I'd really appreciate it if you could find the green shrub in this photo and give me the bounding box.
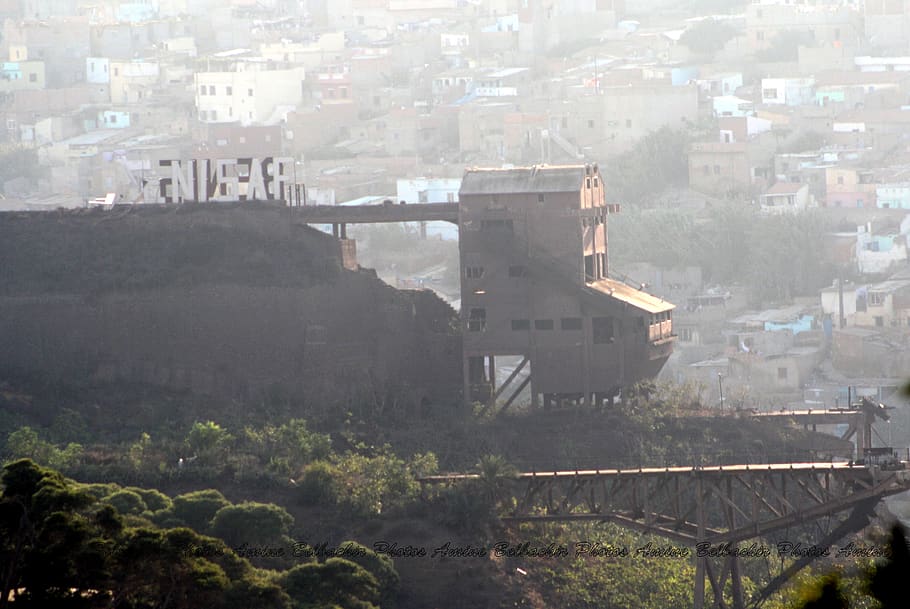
[104,489,148,515]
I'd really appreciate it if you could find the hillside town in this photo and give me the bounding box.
[2,0,910,415]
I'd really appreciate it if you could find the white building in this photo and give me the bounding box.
[194,58,306,126]
[110,60,160,104]
[760,77,816,106]
[760,182,810,214]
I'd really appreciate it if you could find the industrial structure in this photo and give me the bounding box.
[422,459,910,609]
[289,163,677,411]
[457,164,675,411]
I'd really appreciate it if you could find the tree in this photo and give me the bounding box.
[6,426,84,471]
[104,489,148,515]
[210,502,294,547]
[281,558,380,609]
[0,460,293,609]
[0,459,105,608]
[756,30,815,63]
[475,454,519,508]
[185,420,234,465]
[297,460,342,507]
[335,541,400,609]
[679,20,738,58]
[866,524,910,609]
[603,127,692,207]
[170,489,231,533]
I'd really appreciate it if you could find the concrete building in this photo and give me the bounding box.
[109,60,160,104]
[852,278,910,328]
[826,166,877,208]
[760,181,811,214]
[760,77,816,106]
[864,0,910,53]
[3,17,90,87]
[194,58,306,126]
[458,164,674,410]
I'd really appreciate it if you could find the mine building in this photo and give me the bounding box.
[458,164,675,410]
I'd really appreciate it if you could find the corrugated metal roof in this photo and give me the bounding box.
[459,165,588,195]
[588,278,675,314]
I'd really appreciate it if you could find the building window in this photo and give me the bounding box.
[208,85,215,95]
[679,327,693,342]
[468,308,486,332]
[248,88,253,96]
[199,85,206,95]
[511,319,530,331]
[226,86,232,95]
[537,193,545,204]
[561,317,582,330]
[480,219,513,232]
[508,265,528,278]
[756,31,764,41]
[837,176,844,185]
[713,165,721,175]
[625,119,632,128]
[593,177,598,187]
[592,316,614,344]
[534,319,554,330]
[211,110,217,120]
[869,292,884,306]
[465,266,484,279]
[703,165,710,176]
[587,119,594,128]
[875,316,884,327]
[778,367,787,380]
[28,73,36,82]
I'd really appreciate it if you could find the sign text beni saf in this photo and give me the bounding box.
[158,157,294,203]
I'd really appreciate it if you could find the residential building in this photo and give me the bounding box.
[109,60,160,104]
[3,17,90,87]
[194,57,306,126]
[826,166,877,208]
[759,181,811,214]
[852,278,910,328]
[760,78,816,106]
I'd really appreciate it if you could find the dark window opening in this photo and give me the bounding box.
[511,319,530,331]
[468,308,487,332]
[534,319,554,330]
[465,266,484,279]
[480,219,514,232]
[561,317,582,330]
[592,317,615,344]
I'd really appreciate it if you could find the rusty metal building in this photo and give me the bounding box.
[458,164,675,410]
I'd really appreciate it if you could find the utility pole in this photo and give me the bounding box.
[718,372,725,414]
